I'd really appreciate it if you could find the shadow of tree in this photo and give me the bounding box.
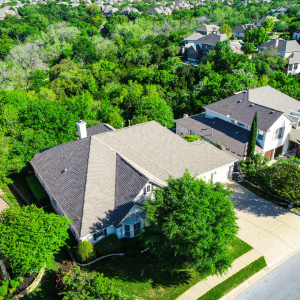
[83,251,192,288]
[230,182,289,217]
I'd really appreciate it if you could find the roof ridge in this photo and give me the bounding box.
[78,136,92,237]
[93,131,176,177]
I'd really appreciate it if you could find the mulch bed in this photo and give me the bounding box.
[0,258,38,299]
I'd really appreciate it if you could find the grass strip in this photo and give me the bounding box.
[26,175,48,202]
[238,181,289,210]
[198,256,267,300]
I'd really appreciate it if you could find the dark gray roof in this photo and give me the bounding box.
[175,113,262,156]
[30,138,91,238]
[204,90,283,132]
[196,33,227,46]
[232,24,255,34]
[76,123,114,137]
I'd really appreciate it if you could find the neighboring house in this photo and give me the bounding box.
[259,38,300,75]
[232,24,256,38]
[0,7,17,19]
[194,24,220,35]
[101,5,118,14]
[176,86,299,160]
[182,31,242,61]
[238,1,251,7]
[293,26,300,41]
[267,6,287,16]
[122,6,141,14]
[30,121,237,244]
[147,7,163,14]
[254,16,279,28]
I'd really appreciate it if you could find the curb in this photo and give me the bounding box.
[220,243,300,300]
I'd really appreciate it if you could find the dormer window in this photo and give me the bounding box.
[147,185,151,193]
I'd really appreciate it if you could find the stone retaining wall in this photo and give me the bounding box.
[12,267,45,300]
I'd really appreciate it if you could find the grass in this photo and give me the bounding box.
[22,236,252,300]
[238,181,290,210]
[198,257,267,300]
[26,175,48,203]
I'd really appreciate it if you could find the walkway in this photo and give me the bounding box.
[176,182,300,300]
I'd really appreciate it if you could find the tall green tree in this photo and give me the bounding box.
[0,205,72,275]
[141,171,238,275]
[263,18,275,32]
[246,112,258,161]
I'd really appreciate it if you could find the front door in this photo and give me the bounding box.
[264,150,272,159]
[274,146,283,158]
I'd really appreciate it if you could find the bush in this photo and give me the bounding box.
[26,175,48,202]
[9,288,15,294]
[76,241,96,263]
[19,277,24,283]
[0,295,3,300]
[0,286,7,297]
[1,280,9,287]
[10,280,19,289]
[94,234,121,256]
[182,135,203,142]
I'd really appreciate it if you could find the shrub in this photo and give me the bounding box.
[0,295,3,300]
[0,286,7,297]
[19,277,24,283]
[56,261,77,291]
[1,280,9,287]
[182,135,203,142]
[94,234,121,256]
[76,241,96,263]
[9,288,15,294]
[10,280,19,289]
[26,175,48,202]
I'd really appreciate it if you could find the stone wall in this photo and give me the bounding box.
[12,267,45,300]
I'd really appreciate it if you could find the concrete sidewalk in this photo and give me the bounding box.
[176,249,262,300]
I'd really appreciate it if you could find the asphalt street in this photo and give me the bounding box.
[234,250,300,300]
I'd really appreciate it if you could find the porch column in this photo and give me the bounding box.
[271,149,275,160]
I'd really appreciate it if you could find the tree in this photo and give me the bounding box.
[141,171,238,275]
[134,95,174,128]
[246,112,258,161]
[243,42,255,54]
[0,205,72,275]
[245,27,269,47]
[263,18,275,32]
[220,23,232,37]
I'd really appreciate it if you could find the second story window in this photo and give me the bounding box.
[273,127,285,140]
[237,122,245,128]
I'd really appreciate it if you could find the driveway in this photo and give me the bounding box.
[0,196,9,213]
[230,182,300,265]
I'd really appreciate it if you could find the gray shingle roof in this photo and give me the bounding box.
[184,32,203,41]
[30,138,91,237]
[232,24,255,34]
[195,24,220,32]
[287,52,300,64]
[204,89,283,132]
[175,113,262,156]
[31,121,237,238]
[82,123,114,137]
[259,39,300,53]
[196,33,227,46]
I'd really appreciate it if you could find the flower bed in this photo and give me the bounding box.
[0,258,38,300]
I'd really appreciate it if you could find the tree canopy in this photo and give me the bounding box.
[141,171,238,275]
[0,205,72,275]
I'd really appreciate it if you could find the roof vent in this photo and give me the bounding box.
[62,169,67,173]
[238,100,242,103]
[227,115,230,118]
[270,111,274,114]
[250,104,254,107]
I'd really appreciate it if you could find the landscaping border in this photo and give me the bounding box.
[12,267,45,300]
[9,184,30,206]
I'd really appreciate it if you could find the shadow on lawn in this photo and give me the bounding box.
[84,252,192,288]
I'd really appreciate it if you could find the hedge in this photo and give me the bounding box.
[26,175,48,202]
[76,241,96,263]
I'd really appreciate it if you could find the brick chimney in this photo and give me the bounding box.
[76,120,87,139]
[275,38,279,48]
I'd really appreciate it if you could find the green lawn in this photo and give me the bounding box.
[22,236,252,300]
[239,181,290,210]
[0,183,23,209]
[26,175,48,203]
[198,257,267,300]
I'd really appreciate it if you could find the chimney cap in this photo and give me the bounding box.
[76,120,86,125]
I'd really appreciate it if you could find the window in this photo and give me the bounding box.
[231,119,236,124]
[146,185,151,193]
[134,222,141,237]
[295,63,299,69]
[237,122,245,128]
[273,127,285,140]
[93,228,107,241]
[289,64,293,71]
[190,130,195,135]
[125,225,130,237]
[257,133,264,140]
[190,49,194,54]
